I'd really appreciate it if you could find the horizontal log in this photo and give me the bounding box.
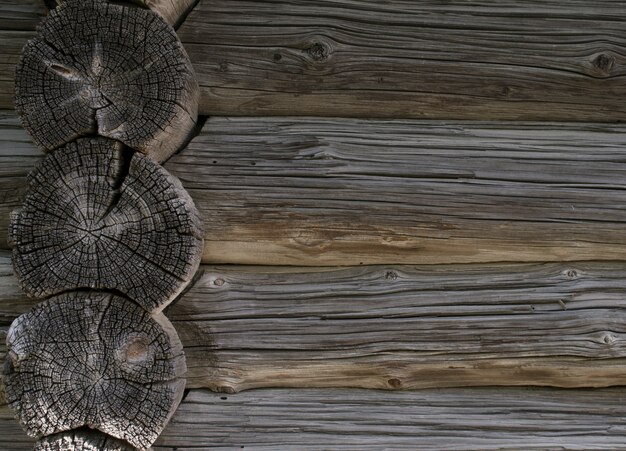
[174,117,626,265]
[5,387,626,449]
[3,252,626,394]
[0,32,34,110]
[169,0,626,120]
[0,0,45,31]
[3,113,626,264]
[3,1,626,120]
[0,0,44,109]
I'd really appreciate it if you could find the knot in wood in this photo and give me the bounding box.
[306,42,329,62]
[15,0,199,162]
[592,53,615,75]
[9,137,204,312]
[3,292,186,449]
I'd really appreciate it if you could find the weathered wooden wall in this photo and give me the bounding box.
[3,113,626,265]
[2,0,626,449]
[2,1,626,121]
[4,388,626,449]
[3,251,626,394]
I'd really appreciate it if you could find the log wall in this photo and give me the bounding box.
[2,0,626,448]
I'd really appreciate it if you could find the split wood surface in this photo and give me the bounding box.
[15,0,198,162]
[34,430,134,451]
[4,387,626,450]
[9,136,203,312]
[2,1,626,120]
[3,113,626,266]
[4,292,186,448]
[4,0,201,446]
[2,252,626,393]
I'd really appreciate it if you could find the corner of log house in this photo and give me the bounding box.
[2,0,626,449]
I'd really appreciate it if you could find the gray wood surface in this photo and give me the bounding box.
[16,0,199,161]
[10,137,204,312]
[175,0,626,121]
[3,1,626,120]
[4,292,186,449]
[3,252,626,393]
[0,0,45,108]
[170,117,626,265]
[5,387,626,450]
[3,113,626,265]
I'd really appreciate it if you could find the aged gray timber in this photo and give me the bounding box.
[3,1,626,120]
[0,1,45,109]
[44,0,197,28]
[0,31,35,110]
[4,292,186,449]
[2,253,626,392]
[9,137,204,311]
[5,387,626,450]
[3,114,626,265]
[170,117,626,265]
[0,0,45,31]
[0,111,40,251]
[34,430,134,451]
[175,0,626,121]
[15,0,199,162]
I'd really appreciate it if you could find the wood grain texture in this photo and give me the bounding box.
[0,1,45,109]
[9,137,204,312]
[0,111,41,251]
[176,0,626,120]
[6,387,626,450]
[0,31,34,110]
[4,1,626,120]
[15,0,199,162]
[44,0,197,29]
[157,388,626,450]
[169,117,626,265]
[2,253,626,393]
[0,0,45,31]
[4,114,626,265]
[4,292,186,449]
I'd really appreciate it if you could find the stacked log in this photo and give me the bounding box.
[3,0,201,449]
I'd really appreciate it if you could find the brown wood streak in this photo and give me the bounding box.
[3,113,626,264]
[171,117,626,265]
[3,252,626,395]
[3,1,626,120]
[177,0,626,120]
[4,387,626,449]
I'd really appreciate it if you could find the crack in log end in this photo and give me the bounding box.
[16,0,198,162]
[4,292,186,449]
[9,137,203,312]
[35,429,135,451]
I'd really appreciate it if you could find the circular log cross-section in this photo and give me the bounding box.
[35,430,134,451]
[16,0,199,162]
[9,137,204,312]
[3,292,186,449]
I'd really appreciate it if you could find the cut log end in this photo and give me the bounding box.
[3,292,186,449]
[17,0,199,162]
[35,430,135,451]
[9,137,204,312]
